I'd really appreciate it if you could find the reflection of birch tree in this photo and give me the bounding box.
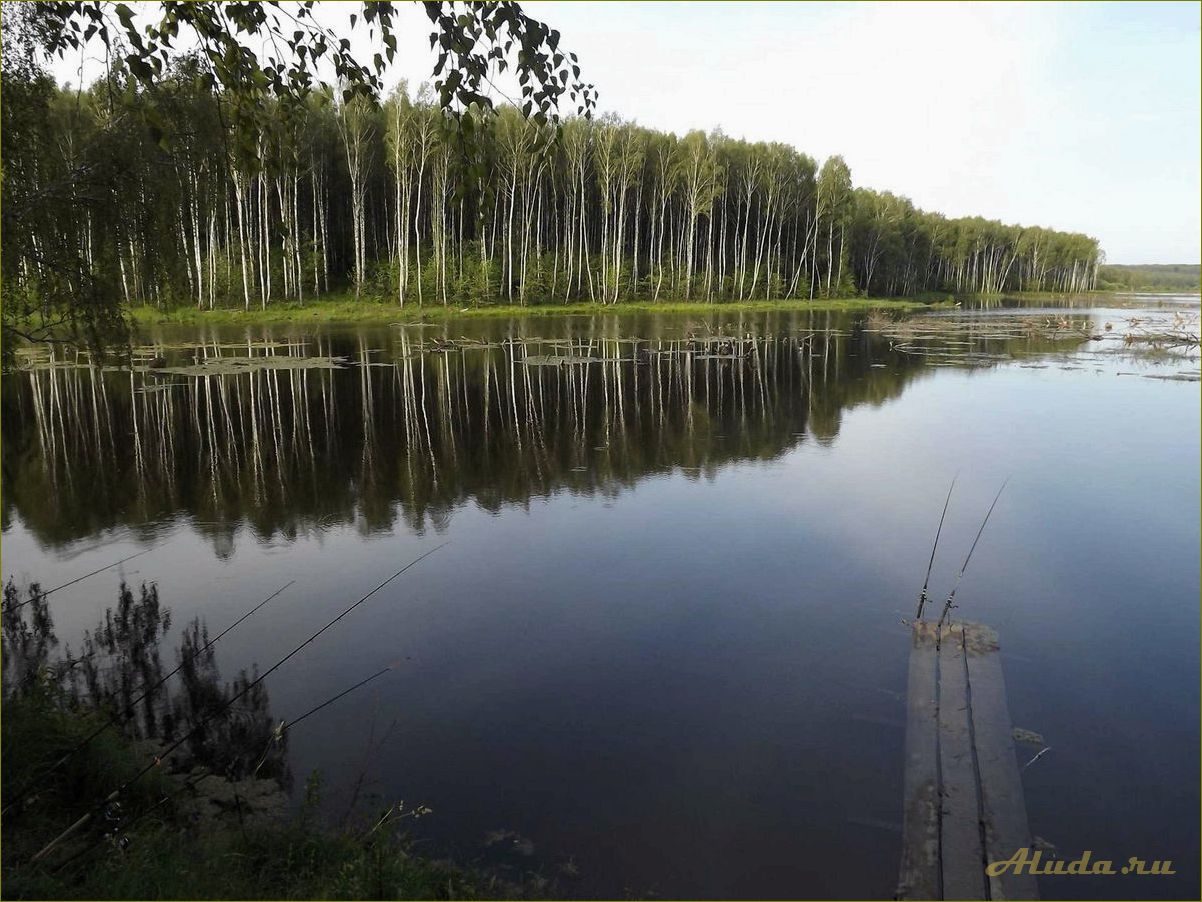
[6,319,961,550]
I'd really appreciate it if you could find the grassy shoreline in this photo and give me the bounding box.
[125,287,1199,330]
[127,294,948,328]
[10,289,1188,352]
[2,693,543,900]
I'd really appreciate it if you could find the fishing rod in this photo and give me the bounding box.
[48,770,216,875]
[4,547,156,612]
[30,543,447,863]
[250,664,395,777]
[276,665,392,735]
[936,479,1010,629]
[51,663,397,875]
[2,581,295,817]
[915,475,957,620]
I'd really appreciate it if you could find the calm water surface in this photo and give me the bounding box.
[3,299,1199,898]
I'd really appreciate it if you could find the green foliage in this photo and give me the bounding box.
[1,693,175,870]
[124,295,927,329]
[2,696,535,899]
[2,0,593,355]
[32,2,593,138]
[1097,263,1200,292]
[0,583,548,900]
[3,2,1102,357]
[2,697,546,899]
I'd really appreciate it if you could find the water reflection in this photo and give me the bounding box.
[2,315,1090,554]
[2,308,1197,900]
[1,580,287,784]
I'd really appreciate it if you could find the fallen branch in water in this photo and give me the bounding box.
[1021,746,1052,771]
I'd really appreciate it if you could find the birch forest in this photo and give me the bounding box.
[4,58,1103,316]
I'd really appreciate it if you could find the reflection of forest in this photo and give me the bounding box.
[2,319,1072,553]
[2,580,287,784]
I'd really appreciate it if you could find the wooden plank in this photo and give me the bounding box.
[900,620,1038,900]
[937,624,988,900]
[898,621,941,900]
[964,624,1040,901]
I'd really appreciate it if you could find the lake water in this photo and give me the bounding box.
[3,297,1199,899]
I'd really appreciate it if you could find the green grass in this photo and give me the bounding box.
[28,287,1183,338]
[1,693,544,900]
[127,293,943,328]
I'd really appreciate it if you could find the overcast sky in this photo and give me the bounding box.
[51,1,1201,264]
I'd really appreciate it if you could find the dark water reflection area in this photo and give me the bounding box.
[3,305,1199,898]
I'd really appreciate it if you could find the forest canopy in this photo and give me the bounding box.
[1,0,594,352]
[1097,264,1199,292]
[2,1,1103,354]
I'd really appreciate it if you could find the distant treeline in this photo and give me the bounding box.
[3,56,1102,315]
[1097,264,1200,293]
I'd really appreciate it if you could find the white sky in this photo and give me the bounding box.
[49,1,1201,264]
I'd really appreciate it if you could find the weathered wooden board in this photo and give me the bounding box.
[938,624,989,900]
[963,625,1039,901]
[898,621,941,900]
[898,621,1038,901]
